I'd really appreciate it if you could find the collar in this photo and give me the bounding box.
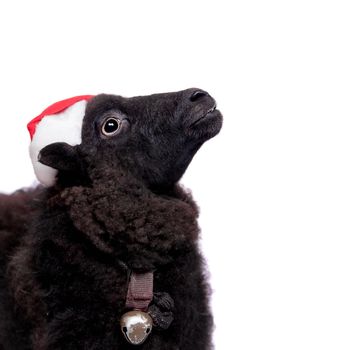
[125,271,154,311]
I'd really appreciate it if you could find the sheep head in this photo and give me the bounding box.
[36,88,223,190]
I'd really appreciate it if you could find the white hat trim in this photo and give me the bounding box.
[29,100,87,187]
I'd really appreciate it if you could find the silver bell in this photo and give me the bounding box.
[120,310,153,345]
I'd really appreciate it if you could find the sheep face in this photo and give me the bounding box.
[39,88,223,189]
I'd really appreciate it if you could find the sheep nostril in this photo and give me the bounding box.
[190,90,208,102]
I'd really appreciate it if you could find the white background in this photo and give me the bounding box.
[0,1,350,349]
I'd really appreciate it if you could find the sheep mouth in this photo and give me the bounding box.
[190,104,220,127]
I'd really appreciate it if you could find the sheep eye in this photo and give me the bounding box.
[102,117,121,136]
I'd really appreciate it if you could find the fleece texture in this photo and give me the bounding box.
[0,88,223,350]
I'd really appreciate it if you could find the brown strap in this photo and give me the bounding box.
[125,272,154,311]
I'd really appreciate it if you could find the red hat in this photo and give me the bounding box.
[28,95,94,186]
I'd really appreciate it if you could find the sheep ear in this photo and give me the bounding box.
[38,142,80,172]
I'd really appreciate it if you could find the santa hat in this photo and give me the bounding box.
[28,95,94,187]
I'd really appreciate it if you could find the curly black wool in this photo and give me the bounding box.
[0,88,223,349]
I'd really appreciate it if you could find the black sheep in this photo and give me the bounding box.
[0,88,223,349]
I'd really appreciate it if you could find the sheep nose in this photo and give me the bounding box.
[190,89,209,102]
